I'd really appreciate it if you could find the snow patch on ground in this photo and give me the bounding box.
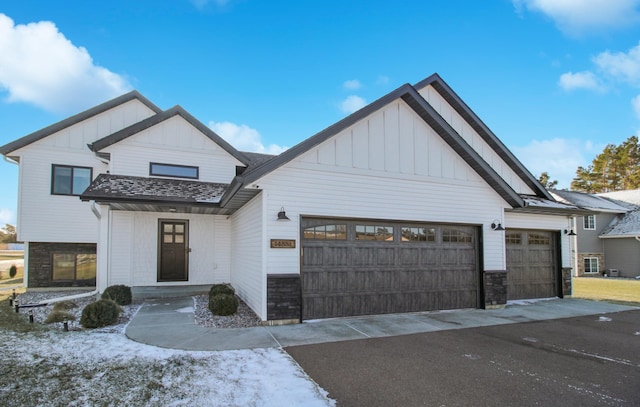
[598,316,612,322]
[175,306,194,313]
[0,328,335,406]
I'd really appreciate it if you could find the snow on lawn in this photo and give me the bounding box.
[0,328,335,406]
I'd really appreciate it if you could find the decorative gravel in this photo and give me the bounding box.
[15,290,263,331]
[193,294,263,328]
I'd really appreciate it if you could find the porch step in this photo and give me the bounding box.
[132,285,211,300]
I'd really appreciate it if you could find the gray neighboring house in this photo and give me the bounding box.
[552,189,640,278]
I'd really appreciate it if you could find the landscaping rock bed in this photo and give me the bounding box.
[15,290,263,331]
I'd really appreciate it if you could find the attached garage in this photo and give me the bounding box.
[506,230,560,300]
[301,218,480,320]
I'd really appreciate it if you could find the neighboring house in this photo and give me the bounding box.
[0,73,582,323]
[552,189,640,278]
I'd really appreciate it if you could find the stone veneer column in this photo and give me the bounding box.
[483,270,507,309]
[266,274,301,325]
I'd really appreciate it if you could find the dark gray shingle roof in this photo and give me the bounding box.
[80,174,228,205]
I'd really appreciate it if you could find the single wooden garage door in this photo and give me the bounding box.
[506,230,558,300]
[301,218,479,320]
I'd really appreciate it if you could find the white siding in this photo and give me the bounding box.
[418,85,536,195]
[107,211,229,287]
[103,115,243,183]
[230,193,265,320]
[505,212,572,268]
[12,99,157,243]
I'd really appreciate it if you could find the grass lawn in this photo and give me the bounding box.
[572,277,640,304]
[0,253,24,261]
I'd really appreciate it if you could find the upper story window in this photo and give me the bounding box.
[51,165,92,196]
[150,162,199,179]
[583,215,596,230]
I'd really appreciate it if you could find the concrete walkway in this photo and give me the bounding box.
[125,297,639,351]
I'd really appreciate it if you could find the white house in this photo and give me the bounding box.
[1,73,582,323]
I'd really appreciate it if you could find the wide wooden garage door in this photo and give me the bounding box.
[506,230,558,300]
[301,218,479,320]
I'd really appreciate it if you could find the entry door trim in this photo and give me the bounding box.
[157,219,189,282]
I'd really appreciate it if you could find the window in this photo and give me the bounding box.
[505,232,522,245]
[401,227,436,242]
[583,215,596,230]
[150,162,199,179]
[355,225,394,241]
[303,224,347,240]
[584,257,599,274]
[52,253,96,281]
[51,165,92,195]
[528,233,550,245]
[442,229,472,243]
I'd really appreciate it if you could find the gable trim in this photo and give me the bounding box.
[0,91,162,156]
[88,105,251,166]
[414,73,553,200]
[241,82,524,208]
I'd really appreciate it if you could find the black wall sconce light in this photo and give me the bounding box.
[491,220,505,231]
[277,207,290,221]
[564,229,577,236]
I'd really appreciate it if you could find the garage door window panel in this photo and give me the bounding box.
[443,229,473,243]
[303,224,347,240]
[356,225,393,241]
[401,227,435,242]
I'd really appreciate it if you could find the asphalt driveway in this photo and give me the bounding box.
[286,309,640,406]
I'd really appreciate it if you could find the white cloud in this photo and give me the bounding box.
[343,79,362,90]
[0,14,130,114]
[558,71,602,91]
[208,121,287,155]
[0,208,15,226]
[339,95,366,114]
[632,95,640,119]
[511,138,599,188]
[376,75,390,85]
[593,42,640,86]
[513,0,640,35]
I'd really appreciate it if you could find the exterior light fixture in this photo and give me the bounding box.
[490,220,505,231]
[564,229,577,236]
[277,207,290,221]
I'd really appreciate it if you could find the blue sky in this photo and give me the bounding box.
[2,0,640,226]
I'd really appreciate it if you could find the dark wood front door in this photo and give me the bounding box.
[158,220,189,282]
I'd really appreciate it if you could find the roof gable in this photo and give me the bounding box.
[414,74,553,200]
[242,81,525,208]
[0,91,161,156]
[89,105,251,166]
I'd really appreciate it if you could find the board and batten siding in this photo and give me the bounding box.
[103,115,243,183]
[505,212,572,268]
[418,85,536,196]
[10,99,157,243]
[230,193,265,320]
[106,211,228,287]
[254,98,512,276]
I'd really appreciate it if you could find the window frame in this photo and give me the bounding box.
[583,257,599,274]
[149,162,199,179]
[51,252,97,281]
[583,215,596,230]
[51,164,93,196]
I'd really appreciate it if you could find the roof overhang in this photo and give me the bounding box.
[506,195,592,216]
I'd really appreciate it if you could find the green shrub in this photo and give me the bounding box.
[80,300,121,328]
[208,293,238,316]
[52,300,78,312]
[209,284,235,297]
[102,284,132,305]
[9,264,17,278]
[45,310,76,324]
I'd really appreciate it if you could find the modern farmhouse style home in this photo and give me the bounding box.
[0,73,582,323]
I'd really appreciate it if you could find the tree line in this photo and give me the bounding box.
[538,135,640,193]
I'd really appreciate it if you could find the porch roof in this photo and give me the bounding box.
[80,174,259,215]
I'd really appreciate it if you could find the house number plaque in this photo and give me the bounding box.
[270,239,296,249]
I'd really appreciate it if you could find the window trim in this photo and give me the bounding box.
[583,215,596,230]
[149,162,199,179]
[51,164,93,196]
[584,257,599,274]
